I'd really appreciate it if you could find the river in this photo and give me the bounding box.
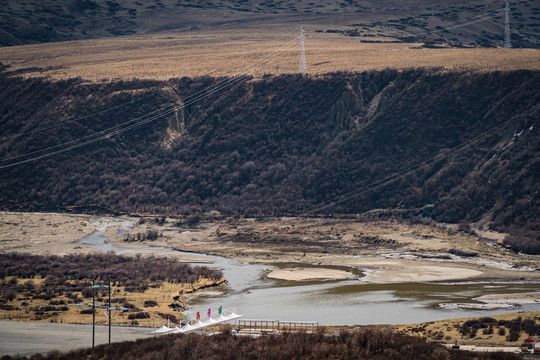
[79,218,540,325]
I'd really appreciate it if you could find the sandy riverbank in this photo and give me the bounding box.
[81,217,214,263]
[128,216,538,284]
[265,260,483,283]
[475,292,540,305]
[359,263,483,283]
[0,212,211,262]
[1,212,538,285]
[0,212,96,255]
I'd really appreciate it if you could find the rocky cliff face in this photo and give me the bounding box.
[0,69,538,251]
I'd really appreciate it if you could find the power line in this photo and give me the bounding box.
[0,90,166,142]
[398,8,505,40]
[504,0,512,48]
[0,9,511,148]
[299,26,307,75]
[302,103,539,215]
[0,36,299,169]
[0,27,301,143]
[1,36,298,161]
[92,274,95,350]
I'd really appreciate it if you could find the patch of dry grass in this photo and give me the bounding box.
[0,276,224,327]
[1,28,539,82]
[395,311,540,346]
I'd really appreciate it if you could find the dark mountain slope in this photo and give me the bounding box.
[0,69,538,252]
[1,0,539,48]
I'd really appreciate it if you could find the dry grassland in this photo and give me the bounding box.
[395,311,540,347]
[1,27,539,81]
[0,276,224,327]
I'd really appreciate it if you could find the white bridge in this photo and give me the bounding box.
[151,308,244,334]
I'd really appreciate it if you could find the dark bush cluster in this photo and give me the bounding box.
[157,312,177,323]
[460,317,540,341]
[124,229,161,242]
[503,229,540,255]
[448,249,478,257]
[0,253,222,284]
[461,318,497,338]
[127,311,149,320]
[0,253,222,309]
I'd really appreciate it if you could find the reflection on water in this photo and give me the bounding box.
[323,282,540,302]
[189,279,540,325]
[79,217,540,325]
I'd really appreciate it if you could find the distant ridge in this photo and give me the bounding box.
[1,0,539,48]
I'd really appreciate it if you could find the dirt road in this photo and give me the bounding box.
[0,321,156,356]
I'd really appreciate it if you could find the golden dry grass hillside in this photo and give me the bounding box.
[395,311,540,347]
[0,252,226,327]
[1,27,539,81]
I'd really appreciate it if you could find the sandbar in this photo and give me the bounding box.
[360,263,483,283]
[267,267,354,281]
[475,292,540,304]
[0,211,96,255]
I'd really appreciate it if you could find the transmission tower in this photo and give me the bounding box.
[504,0,512,48]
[299,26,307,75]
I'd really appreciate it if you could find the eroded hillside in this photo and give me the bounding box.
[0,69,538,252]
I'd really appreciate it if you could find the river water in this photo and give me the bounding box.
[79,218,540,325]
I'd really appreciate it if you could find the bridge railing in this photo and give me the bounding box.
[237,319,319,333]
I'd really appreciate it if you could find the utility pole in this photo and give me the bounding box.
[76,277,121,351]
[108,275,111,345]
[504,0,511,48]
[24,286,28,314]
[92,274,96,351]
[299,26,307,75]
